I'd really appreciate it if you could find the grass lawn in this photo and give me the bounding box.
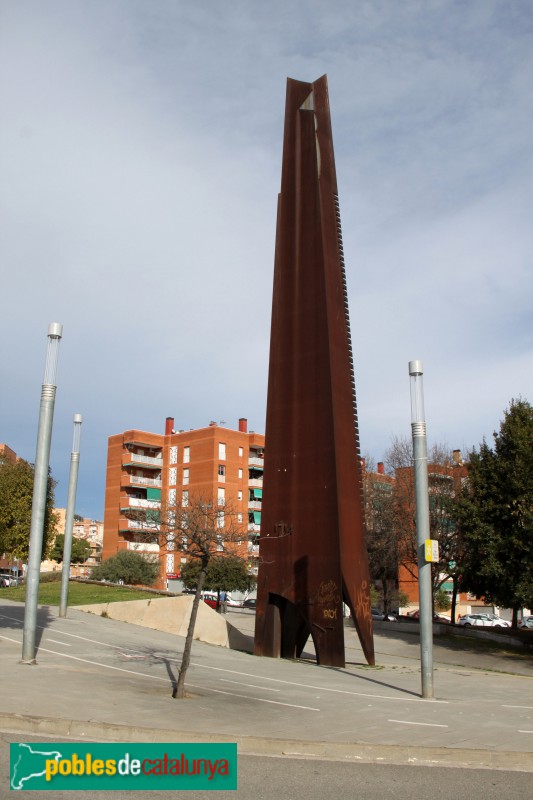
[0,580,161,606]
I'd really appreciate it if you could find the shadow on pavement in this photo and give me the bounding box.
[0,603,55,652]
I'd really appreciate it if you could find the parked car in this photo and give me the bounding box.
[406,609,450,623]
[243,598,257,609]
[457,613,510,628]
[225,594,242,608]
[518,616,533,629]
[201,592,219,609]
[372,608,397,621]
[0,573,23,587]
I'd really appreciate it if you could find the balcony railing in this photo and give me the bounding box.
[248,478,263,488]
[248,500,262,510]
[122,497,161,510]
[248,523,261,532]
[127,453,163,466]
[126,541,160,553]
[125,519,160,531]
[127,476,162,488]
[248,457,264,468]
[248,544,260,554]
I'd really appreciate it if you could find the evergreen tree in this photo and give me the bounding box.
[0,457,57,560]
[455,399,533,624]
[90,550,159,585]
[181,555,255,595]
[49,533,92,564]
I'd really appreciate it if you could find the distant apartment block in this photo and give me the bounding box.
[0,443,18,465]
[102,417,264,588]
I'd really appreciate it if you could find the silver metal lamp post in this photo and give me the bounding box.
[22,323,63,663]
[409,359,434,699]
[59,414,82,618]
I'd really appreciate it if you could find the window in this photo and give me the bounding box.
[166,554,174,572]
[183,447,190,464]
[237,513,243,523]
[183,468,189,485]
[217,512,225,530]
[216,535,224,552]
[218,442,226,460]
[218,464,226,482]
[168,489,176,506]
[238,490,243,501]
[170,446,178,465]
[239,447,243,458]
[238,468,243,479]
[218,487,225,506]
[169,467,177,486]
[182,490,189,507]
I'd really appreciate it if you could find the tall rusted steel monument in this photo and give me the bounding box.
[254,76,375,668]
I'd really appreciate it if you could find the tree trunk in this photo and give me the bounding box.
[451,576,458,624]
[381,575,389,613]
[174,562,208,699]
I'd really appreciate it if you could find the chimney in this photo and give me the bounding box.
[165,417,174,435]
[377,462,385,474]
[239,417,248,433]
[452,449,463,465]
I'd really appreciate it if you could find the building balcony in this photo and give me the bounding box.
[126,541,160,553]
[248,500,262,510]
[120,496,161,511]
[248,543,260,554]
[118,517,160,533]
[248,457,264,469]
[122,452,163,469]
[248,523,261,532]
[122,474,162,489]
[248,478,263,488]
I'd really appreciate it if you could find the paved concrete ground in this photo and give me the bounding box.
[1,600,532,771]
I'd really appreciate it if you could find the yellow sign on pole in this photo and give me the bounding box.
[425,539,439,562]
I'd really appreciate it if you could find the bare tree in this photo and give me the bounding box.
[384,435,464,609]
[362,459,400,613]
[126,492,247,699]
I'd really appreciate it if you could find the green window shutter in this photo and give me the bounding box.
[147,488,161,501]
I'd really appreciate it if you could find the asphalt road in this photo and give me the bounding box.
[3,732,532,800]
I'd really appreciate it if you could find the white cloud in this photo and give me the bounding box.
[1,0,532,515]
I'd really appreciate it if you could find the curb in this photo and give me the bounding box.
[2,713,532,772]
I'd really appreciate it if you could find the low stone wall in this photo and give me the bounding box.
[75,595,252,651]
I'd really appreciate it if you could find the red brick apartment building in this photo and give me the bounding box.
[394,452,470,617]
[103,418,264,589]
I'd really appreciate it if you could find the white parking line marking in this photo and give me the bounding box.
[388,719,448,728]
[220,678,280,693]
[519,730,533,734]
[0,635,168,682]
[503,705,533,710]
[190,684,319,711]
[191,662,448,703]
[44,638,72,646]
[0,613,142,653]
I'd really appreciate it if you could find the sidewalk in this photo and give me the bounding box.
[1,600,532,771]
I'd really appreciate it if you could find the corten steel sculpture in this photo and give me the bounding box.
[254,76,375,667]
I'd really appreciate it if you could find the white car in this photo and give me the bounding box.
[457,613,510,628]
[518,616,533,629]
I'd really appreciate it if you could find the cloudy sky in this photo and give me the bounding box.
[1,0,532,518]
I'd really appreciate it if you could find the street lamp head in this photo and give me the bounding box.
[409,359,426,425]
[47,322,63,339]
[72,413,82,454]
[409,359,423,377]
[43,322,63,386]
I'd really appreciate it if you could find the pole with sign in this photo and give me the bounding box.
[409,360,434,699]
